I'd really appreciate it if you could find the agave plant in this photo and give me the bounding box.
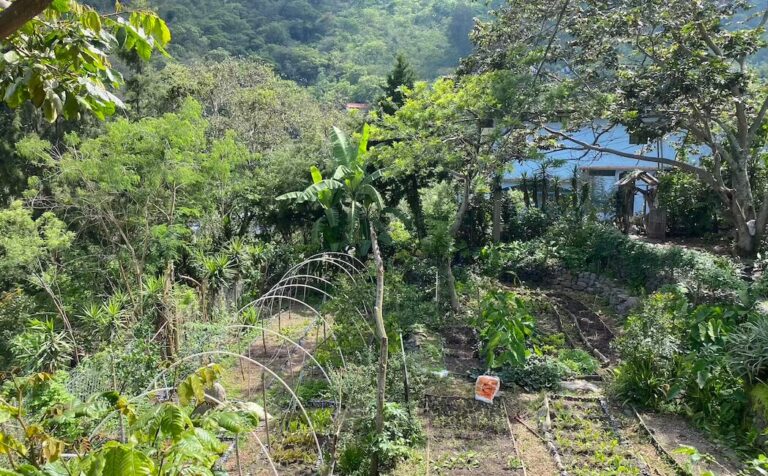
[11,319,73,373]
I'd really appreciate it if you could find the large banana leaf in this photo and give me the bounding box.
[333,165,354,180]
[276,179,344,204]
[332,126,351,166]
[310,165,324,184]
[361,168,385,185]
[356,123,370,166]
[357,183,384,210]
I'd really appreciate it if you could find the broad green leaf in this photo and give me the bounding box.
[310,165,323,184]
[210,411,246,434]
[332,165,353,180]
[50,0,71,12]
[84,11,101,32]
[158,403,190,438]
[331,126,350,166]
[4,78,24,108]
[193,427,228,454]
[356,123,370,164]
[153,19,171,45]
[99,444,154,476]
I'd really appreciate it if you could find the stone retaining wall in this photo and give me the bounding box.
[549,268,641,317]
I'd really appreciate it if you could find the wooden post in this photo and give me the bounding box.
[262,373,270,452]
[400,333,411,416]
[235,437,243,476]
[262,320,267,354]
[369,221,388,476]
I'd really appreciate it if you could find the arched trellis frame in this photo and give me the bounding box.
[86,253,379,474]
[91,351,328,468]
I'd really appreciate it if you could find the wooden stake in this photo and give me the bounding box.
[503,401,528,476]
[262,373,270,452]
[235,436,243,476]
[399,332,411,415]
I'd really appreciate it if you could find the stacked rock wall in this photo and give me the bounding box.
[549,267,641,317]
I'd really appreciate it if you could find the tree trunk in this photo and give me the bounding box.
[541,173,548,212]
[0,0,52,40]
[443,178,472,312]
[368,221,388,476]
[492,172,503,243]
[442,256,459,311]
[730,165,760,257]
[160,261,178,360]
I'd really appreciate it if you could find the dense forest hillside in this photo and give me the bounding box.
[87,0,486,101]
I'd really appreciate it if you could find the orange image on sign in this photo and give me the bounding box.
[474,375,500,403]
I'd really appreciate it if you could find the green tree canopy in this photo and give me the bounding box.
[0,0,171,121]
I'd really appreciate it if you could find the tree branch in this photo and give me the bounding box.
[0,0,52,40]
[758,5,768,29]
[542,126,718,188]
[533,0,569,85]
[748,93,768,145]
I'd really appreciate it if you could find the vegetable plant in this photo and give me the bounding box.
[474,290,535,369]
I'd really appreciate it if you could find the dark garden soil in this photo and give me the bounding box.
[441,325,482,377]
[548,291,616,364]
[424,394,527,475]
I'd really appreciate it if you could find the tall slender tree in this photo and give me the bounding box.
[378,53,416,115]
[278,125,392,474]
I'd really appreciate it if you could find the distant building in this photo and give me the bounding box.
[345,103,370,113]
[506,122,696,217]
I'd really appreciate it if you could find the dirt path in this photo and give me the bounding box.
[219,309,332,475]
[548,291,616,365]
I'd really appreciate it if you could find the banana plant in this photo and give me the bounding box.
[278,124,400,475]
[278,124,388,254]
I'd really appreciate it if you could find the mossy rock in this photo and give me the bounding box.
[749,383,768,451]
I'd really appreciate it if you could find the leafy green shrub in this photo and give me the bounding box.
[500,355,564,391]
[547,222,743,296]
[478,241,556,282]
[613,291,750,442]
[11,319,73,373]
[613,292,692,405]
[0,366,257,473]
[338,402,424,475]
[505,206,549,241]
[728,315,768,385]
[473,290,535,369]
[557,349,600,375]
[658,170,721,237]
[296,380,330,403]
